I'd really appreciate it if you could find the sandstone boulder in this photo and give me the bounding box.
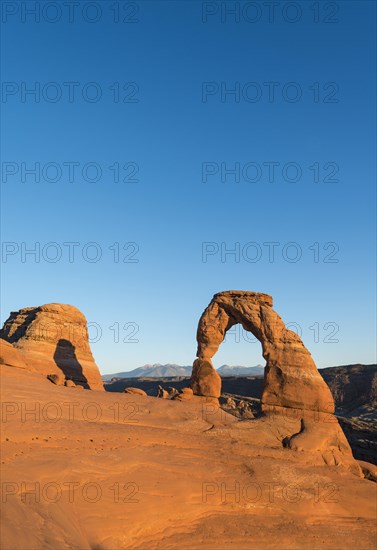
[157,385,169,398]
[158,386,194,401]
[124,387,147,396]
[47,373,65,385]
[358,460,377,482]
[168,387,180,398]
[173,387,194,401]
[226,397,236,408]
[65,379,76,387]
[0,303,103,391]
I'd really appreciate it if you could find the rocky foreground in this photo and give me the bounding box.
[1,365,376,550]
[105,364,377,466]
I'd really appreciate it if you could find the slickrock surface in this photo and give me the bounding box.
[1,365,376,550]
[0,303,103,391]
[0,339,32,371]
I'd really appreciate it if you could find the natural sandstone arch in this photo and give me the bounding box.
[190,290,334,414]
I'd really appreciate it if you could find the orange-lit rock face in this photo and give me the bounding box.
[192,290,334,414]
[0,339,32,371]
[190,291,359,469]
[0,303,103,391]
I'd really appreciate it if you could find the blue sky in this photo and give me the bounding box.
[1,1,376,373]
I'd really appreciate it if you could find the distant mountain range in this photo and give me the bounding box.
[102,364,192,381]
[217,364,264,376]
[101,363,265,381]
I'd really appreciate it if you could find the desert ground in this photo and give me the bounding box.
[1,364,376,550]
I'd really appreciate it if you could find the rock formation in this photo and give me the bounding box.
[191,290,334,411]
[168,386,180,398]
[124,387,147,396]
[191,358,222,398]
[0,303,103,391]
[47,373,65,385]
[173,387,194,401]
[0,339,32,371]
[157,385,169,398]
[157,385,194,401]
[191,290,359,470]
[221,395,255,419]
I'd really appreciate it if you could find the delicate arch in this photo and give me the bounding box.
[190,290,334,413]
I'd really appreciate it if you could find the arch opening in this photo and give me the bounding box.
[210,323,266,377]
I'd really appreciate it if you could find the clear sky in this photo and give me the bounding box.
[1,1,376,374]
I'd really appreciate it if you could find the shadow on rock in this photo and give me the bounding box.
[53,338,89,389]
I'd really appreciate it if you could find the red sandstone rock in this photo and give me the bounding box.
[124,387,147,396]
[0,339,31,371]
[192,290,334,413]
[191,290,359,470]
[191,358,222,398]
[0,304,103,391]
[47,373,65,385]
